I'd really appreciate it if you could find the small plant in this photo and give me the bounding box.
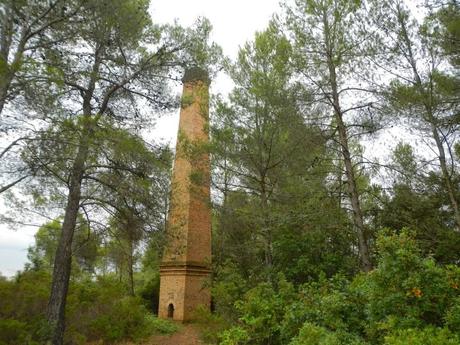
[192,305,231,344]
[181,93,194,109]
[0,319,32,345]
[143,314,180,335]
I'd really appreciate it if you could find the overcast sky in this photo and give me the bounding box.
[0,0,281,277]
[148,0,282,144]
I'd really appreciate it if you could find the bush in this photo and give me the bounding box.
[0,271,51,344]
[212,261,249,320]
[0,272,179,344]
[68,277,171,343]
[289,323,340,345]
[355,229,460,341]
[446,297,460,336]
[219,327,249,345]
[192,305,232,344]
[215,229,460,344]
[143,314,179,335]
[137,272,160,312]
[236,277,296,345]
[88,296,148,342]
[289,323,367,345]
[384,327,460,345]
[0,319,33,345]
[281,275,366,342]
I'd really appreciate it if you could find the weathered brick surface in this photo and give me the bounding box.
[158,70,211,321]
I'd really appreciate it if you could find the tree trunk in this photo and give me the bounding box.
[260,180,273,270]
[127,239,135,296]
[397,5,460,230]
[47,117,92,345]
[335,110,372,272]
[0,5,13,116]
[431,124,460,229]
[0,72,13,115]
[322,11,372,272]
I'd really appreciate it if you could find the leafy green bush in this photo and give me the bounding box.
[446,297,460,335]
[219,327,249,345]
[67,276,171,343]
[216,229,460,344]
[191,305,232,344]
[143,314,179,335]
[212,261,250,320]
[88,296,147,342]
[0,272,178,344]
[236,277,296,345]
[354,229,460,341]
[384,327,460,345]
[0,271,51,344]
[281,274,367,342]
[289,323,339,345]
[0,319,33,345]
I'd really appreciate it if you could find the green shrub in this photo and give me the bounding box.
[137,272,160,312]
[192,305,231,344]
[289,323,368,345]
[215,229,460,344]
[212,261,249,320]
[88,296,152,343]
[384,327,460,345]
[236,277,296,345]
[281,274,366,342]
[446,297,460,335]
[0,272,178,344]
[355,229,460,341]
[0,271,51,344]
[143,314,179,335]
[0,319,32,345]
[289,323,340,345]
[219,327,249,345]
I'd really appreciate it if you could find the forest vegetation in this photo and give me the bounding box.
[0,0,459,344]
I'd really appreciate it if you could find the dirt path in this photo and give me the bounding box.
[143,324,204,345]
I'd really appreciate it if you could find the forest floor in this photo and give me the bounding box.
[147,324,204,345]
[118,323,206,345]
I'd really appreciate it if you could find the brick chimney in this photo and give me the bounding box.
[158,68,211,321]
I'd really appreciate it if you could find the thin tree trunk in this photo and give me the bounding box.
[431,124,460,229]
[0,72,13,115]
[47,117,92,345]
[0,5,13,116]
[217,154,230,267]
[47,38,103,345]
[397,7,460,230]
[335,110,372,272]
[0,5,13,62]
[322,10,372,272]
[128,239,135,296]
[260,178,273,270]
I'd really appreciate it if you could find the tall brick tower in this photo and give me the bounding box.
[158,68,211,321]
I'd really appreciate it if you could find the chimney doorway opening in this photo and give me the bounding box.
[167,303,174,319]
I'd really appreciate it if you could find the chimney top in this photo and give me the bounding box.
[182,67,210,85]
